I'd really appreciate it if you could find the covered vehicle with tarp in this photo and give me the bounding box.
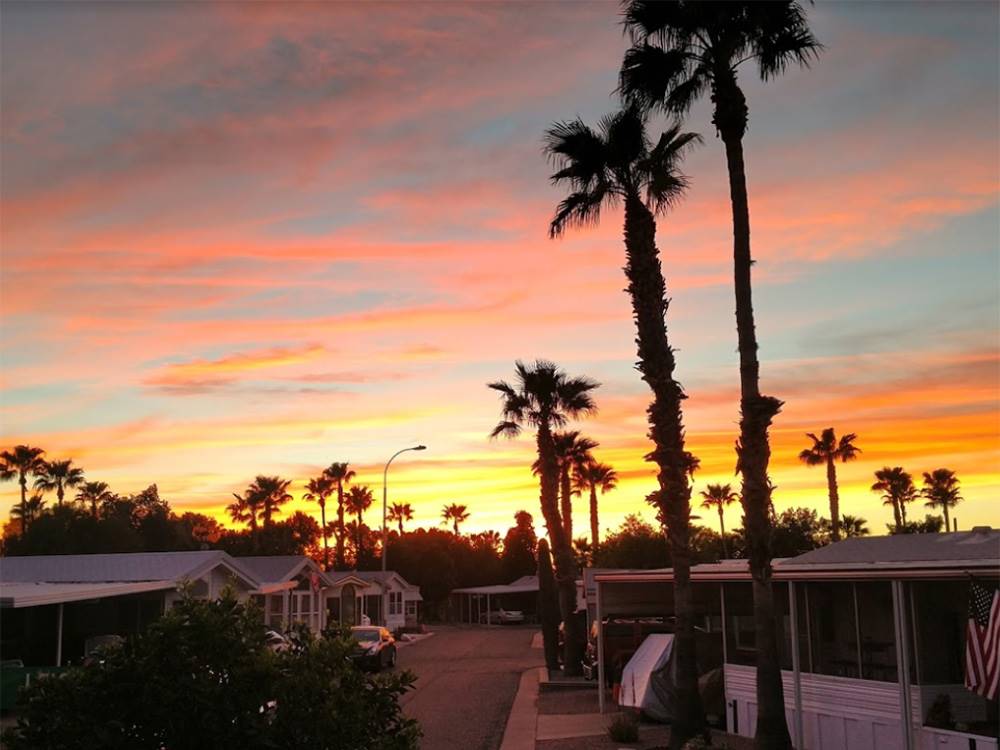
[618,633,677,722]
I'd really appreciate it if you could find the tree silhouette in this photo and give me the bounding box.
[488,359,598,675]
[620,5,821,745]
[798,429,861,541]
[838,515,869,539]
[304,473,334,568]
[441,503,470,535]
[34,459,85,507]
[871,467,916,531]
[1,445,48,534]
[323,463,355,569]
[388,502,414,534]
[345,485,374,561]
[573,460,617,549]
[250,476,292,527]
[921,468,962,531]
[537,431,597,541]
[546,107,703,706]
[76,481,114,520]
[10,492,46,528]
[699,483,738,558]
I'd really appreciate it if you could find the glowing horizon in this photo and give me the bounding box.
[2,1,998,540]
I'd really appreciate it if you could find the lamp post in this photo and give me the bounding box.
[382,445,426,623]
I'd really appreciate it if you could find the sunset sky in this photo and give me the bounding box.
[2,1,998,540]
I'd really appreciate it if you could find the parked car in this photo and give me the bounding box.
[582,615,675,683]
[479,608,525,625]
[349,626,397,671]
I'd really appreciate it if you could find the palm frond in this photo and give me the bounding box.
[619,44,692,114]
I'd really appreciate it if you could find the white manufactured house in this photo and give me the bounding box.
[591,529,999,750]
[0,551,422,671]
[326,570,423,631]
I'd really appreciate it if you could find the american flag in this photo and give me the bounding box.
[965,580,1000,700]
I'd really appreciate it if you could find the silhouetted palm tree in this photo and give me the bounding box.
[489,359,598,675]
[76,480,114,519]
[1,445,48,534]
[620,7,821,745]
[9,492,46,528]
[839,514,869,538]
[304,474,334,568]
[700,484,738,558]
[247,476,292,527]
[540,431,597,541]
[345,485,374,560]
[388,502,414,533]
[33,458,85,507]
[546,105,703,729]
[573,460,618,549]
[441,503,470,534]
[324,462,356,569]
[798,429,861,541]
[922,468,962,531]
[871,467,916,531]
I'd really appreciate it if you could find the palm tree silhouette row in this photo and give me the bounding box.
[620,5,821,746]
[489,359,598,675]
[546,105,705,737]
[798,428,861,541]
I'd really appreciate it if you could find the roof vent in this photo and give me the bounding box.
[970,526,993,534]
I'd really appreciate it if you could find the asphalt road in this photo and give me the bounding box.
[398,625,541,750]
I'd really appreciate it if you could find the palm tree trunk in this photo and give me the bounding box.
[537,421,583,676]
[719,507,728,559]
[560,467,573,541]
[826,457,841,541]
[716,74,791,749]
[18,474,27,534]
[622,193,705,746]
[901,500,908,526]
[891,498,902,531]
[356,512,363,563]
[57,481,64,507]
[320,501,329,569]
[336,483,346,569]
[589,485,599,549]
[943,504,951,532]
[398,519,404,534]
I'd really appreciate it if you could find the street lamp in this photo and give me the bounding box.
[382,445,426,573]
[381,444,425,628]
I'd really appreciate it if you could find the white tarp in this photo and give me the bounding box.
[618,633,676,721]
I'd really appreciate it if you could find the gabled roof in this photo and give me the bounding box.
[0,551,257,585]
[237,556,323,584]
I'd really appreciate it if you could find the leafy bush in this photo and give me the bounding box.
[607,711,640,743]
[5,593,420,750]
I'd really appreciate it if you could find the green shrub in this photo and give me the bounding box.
[5,593,420,750]
[608,711,640,743]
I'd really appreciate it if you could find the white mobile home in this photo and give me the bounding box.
[592,529,999,750]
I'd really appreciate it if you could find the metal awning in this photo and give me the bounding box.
[0,580,177,608]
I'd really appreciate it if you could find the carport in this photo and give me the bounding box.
[452,576,538,624]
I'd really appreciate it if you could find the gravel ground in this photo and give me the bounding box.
[398,625,541,750]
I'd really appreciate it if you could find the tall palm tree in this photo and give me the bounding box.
[536,431,598,541]
[75,480,113,519]
[247,476,292,527]
[798,429,861,542]
[573,460,618,549]
[304,474,335,568]
[489,359,598,675]
[441,503,470,534]
[546,108,704,731]
[1,445,48,534]
[871,467,916,531]
[323,463,356,569]
[345,484,374,561]
[9,492,46,528]
[33,459,85,507]
[921,468,962,531]
[700,483,738,558]
[621,6,820,748]
[388,502,414,534]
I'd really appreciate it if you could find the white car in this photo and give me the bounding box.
[480,608,525,625]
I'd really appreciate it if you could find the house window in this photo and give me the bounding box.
[389,591,403,616]
[405,600,417,617]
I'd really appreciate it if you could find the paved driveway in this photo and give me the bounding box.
[399,625,541,750]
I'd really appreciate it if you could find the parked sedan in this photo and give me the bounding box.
[479,608,525,625]
[349,626,397,671]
